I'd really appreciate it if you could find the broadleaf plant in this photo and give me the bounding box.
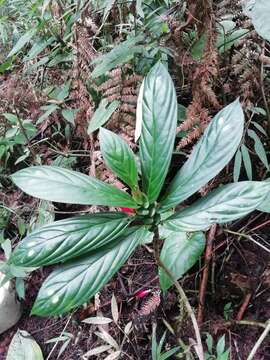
[10,62,270,317]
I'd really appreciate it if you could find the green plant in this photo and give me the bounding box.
[0,112,37,167]
[151,324,180,360]
[9,62,270,318]
[205,333,230,360]
[0,237,29,299]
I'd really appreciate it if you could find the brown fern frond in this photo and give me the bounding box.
[177,127,204,150]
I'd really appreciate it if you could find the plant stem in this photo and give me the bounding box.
[247,319,270,360]
[197,224,217,326]
[153,227,204,360]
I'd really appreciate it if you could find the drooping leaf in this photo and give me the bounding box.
[160,99,244,211]
[10,213,130,267]
[24,37,55,61]
[241,144,252,180]
[251,121,267,136]
[163,181,270,232]
[159,231,205,290]
[139,62,177,203]
[87,99,120,134]
[233,149,242,182]
[248,129,269,170]
[244,0,270,41]
[62,109,78,126]
[31,227,148,316]
[6,330,43,360]
[11,166,138,208]
[100,128,138,190]
[7,29,36,58]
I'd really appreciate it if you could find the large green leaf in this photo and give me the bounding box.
[160,99,244,211]
[11,166,138,208]
[139,62,177,203]
[244,0,270,41]
[100,128,138,190]
[10,213,130,267]
[6,330,43,360]
[159,231,205,290]
[164,181,270,232]
[257,178,270,212]
[31,227,148,316]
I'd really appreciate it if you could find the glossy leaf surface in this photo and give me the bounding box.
[164,181,270,232]
[159,231,205,291]
[160,99,244,211]
[139,62,177,203]
[31,227,147,316]
[100,128,138,190]
[11,166,138,208]
[11,213,130,267]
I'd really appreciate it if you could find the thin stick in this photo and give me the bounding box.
[46,313,73,360]
[224,229,270,254]
[153,228,204,360]
[197,224,217,326]
[247,320,270,360]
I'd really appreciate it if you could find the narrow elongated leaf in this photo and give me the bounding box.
[164,181,270,232]
[88,100,120,134]
[11,166,138,208]
[10,213,130,267]
[139,62,177,203]
[100,128,138,190]
[159,231,205,290]
[103,0,116,21]
[8,29,36,58]
[6,330,43,360]
[160,99,244,211]
[233,149,242,182]
[241,144,252,180]
[248,129,269,170]
[31,227,147,316]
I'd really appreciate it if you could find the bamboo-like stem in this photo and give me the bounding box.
[153,227,204,360]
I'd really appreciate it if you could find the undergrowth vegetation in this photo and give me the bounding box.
[1,0,270,359]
